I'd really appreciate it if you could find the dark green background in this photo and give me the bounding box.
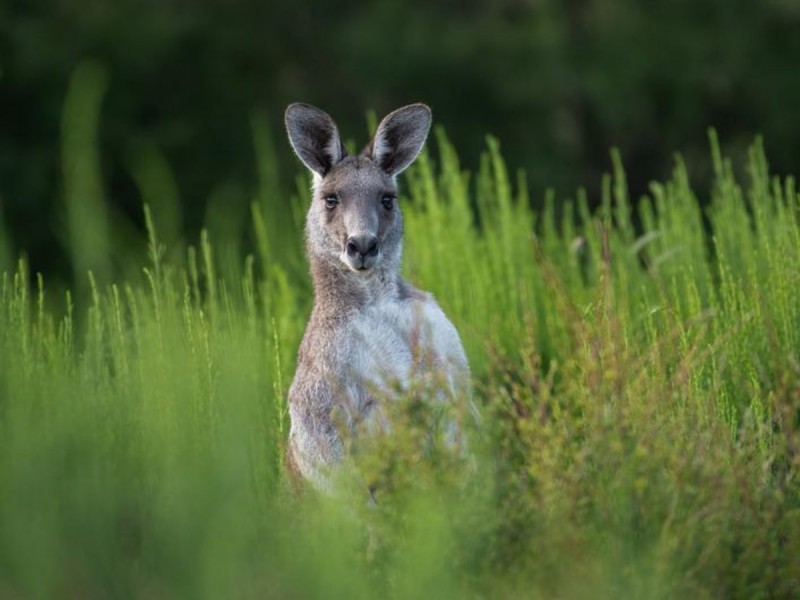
[2,0,799,276]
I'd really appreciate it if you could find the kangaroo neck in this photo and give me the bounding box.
[310,257,400,317]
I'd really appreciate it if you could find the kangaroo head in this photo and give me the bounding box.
[285,103,431,274]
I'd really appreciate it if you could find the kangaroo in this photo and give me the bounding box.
[284,103,470,492]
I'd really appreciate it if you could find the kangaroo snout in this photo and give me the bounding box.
[346,234,379,257]
[344,234,379,270]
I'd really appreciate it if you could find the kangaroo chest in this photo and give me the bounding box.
[343,296,464,395]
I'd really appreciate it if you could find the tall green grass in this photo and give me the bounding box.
[0,66,799,598]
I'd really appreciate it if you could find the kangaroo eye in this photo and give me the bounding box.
[381,195,395,211]
[324,194,339,210]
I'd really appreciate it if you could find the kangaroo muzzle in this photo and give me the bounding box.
[343,234,380,271]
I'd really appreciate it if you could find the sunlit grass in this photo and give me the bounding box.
[0,65,798,598]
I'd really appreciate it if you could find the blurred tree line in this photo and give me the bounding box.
[2,0,799,276]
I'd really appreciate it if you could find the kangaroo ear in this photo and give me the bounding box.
[366,103,432,176]
[285,103,347,175]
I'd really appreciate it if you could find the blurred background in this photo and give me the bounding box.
[2,0,800,280]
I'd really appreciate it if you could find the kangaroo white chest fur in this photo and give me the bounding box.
[347,290,467,399]
[283,102,470,492]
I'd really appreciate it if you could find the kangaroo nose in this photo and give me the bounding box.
[346,235,379,258]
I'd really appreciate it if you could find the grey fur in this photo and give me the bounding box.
[284,103,469,492]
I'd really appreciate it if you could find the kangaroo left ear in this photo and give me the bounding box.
[365,104,432,176]
[285,103,347,176]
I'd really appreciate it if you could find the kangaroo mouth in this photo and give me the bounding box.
[342,252,379,272]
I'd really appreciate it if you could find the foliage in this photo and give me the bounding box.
[1,78,800,598]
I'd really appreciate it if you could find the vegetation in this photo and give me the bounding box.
[1,76,799,598]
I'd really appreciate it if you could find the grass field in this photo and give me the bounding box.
[1,72,799,599]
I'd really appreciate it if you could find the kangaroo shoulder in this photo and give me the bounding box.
[398,278,431,302]
[400,283,468,369]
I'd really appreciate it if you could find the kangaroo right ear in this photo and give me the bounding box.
[285,103,346,176]
[366,103,432,176]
